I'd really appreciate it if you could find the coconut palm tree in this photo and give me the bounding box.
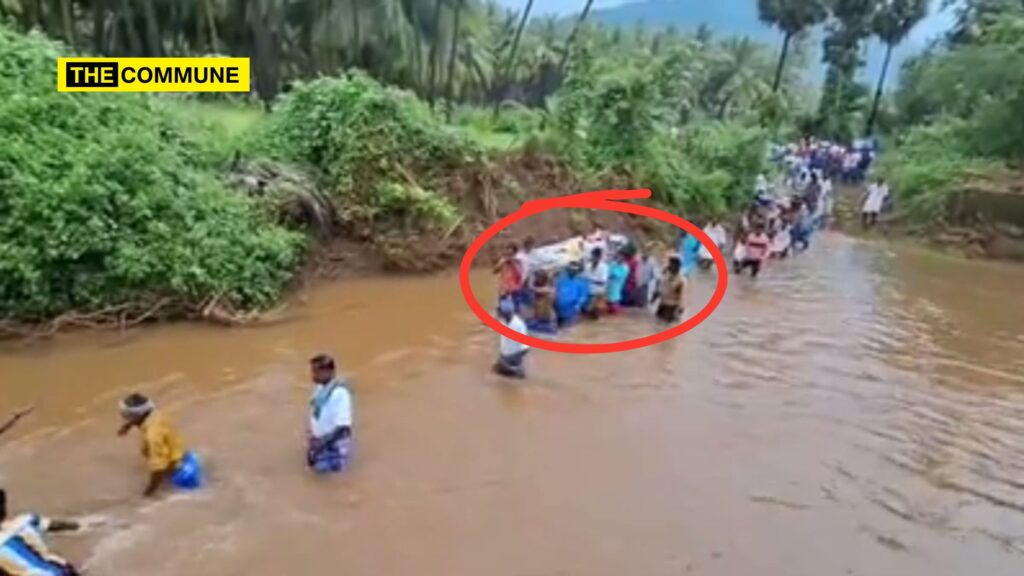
[492,0,534,114]
[557,0,594,74]
[757,0,828,93]
[865,0,928,134]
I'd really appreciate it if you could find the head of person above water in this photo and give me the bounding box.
[534,269,550,286]
[119,393,155,426]
[590,246,603,263]
[666,255,682,275]
[523,237,536,253]
[504,242,519,258]
[310,354,336,385]
[497,297,516,322]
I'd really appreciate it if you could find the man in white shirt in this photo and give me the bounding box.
[584,227,609,261]
[493,299,531,379]
[307,354,353,474]
[861,178,889,229]
[698,219,728,269]
[0,489,82,575]
[819,174,834,229]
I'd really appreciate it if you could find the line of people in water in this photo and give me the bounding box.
[491,228,690,379]
[0,353,354,574]
[489,161,850,380]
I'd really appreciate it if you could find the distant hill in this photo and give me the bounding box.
[588,0,953,87]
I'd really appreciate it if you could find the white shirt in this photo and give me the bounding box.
[515,250,532,279]
[771,227,792,254]
[699,224,728,259]
[582,261,609,295]
[755,175,769,194]
[583,233,608,261]
[500,315,530,356]
[732,242,746,262]
[1,514,65,576]
[309,381,352,439]
[863,183,888,213]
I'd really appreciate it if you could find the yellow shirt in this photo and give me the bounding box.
[141,411,185,472]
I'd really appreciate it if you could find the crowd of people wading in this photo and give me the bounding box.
[490,136,890,379]
[0,136,891,575]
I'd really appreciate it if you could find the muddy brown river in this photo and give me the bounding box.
[2,233,1023,575]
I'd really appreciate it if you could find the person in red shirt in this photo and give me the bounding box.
[735,223,770,278]
[494,242,524,300]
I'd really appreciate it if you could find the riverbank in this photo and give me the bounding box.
[830,178,1024,262]
[2,24,759,337]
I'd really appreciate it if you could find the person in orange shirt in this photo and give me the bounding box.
[117,394,204,497]
[493,242,524,302]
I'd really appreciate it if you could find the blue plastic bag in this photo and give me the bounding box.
[171,451,204,490]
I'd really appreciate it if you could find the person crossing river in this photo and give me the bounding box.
[117,393,204,497]
[307,354,354,474]
[0,489,82,576]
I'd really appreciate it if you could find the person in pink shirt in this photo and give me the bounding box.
[493,242,524,300]
[734,223,770,278]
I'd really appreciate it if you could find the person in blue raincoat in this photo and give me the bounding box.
[554,262,588,327]
[677,231,701,277]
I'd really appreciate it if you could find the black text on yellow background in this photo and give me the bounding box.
[57,57,250,92]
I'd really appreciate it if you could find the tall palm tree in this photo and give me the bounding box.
[492,0,535,115]
[865,0,928,134]
[757,0,828,93]
[557,0,595,75]
[444,0,464,118]
[426,0,445,105]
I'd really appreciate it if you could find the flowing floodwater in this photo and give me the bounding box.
[1,233,1023,575]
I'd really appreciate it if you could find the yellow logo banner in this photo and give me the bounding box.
[57,57,250,93]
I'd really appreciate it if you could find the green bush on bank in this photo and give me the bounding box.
[0,26,303,321]
[547,53,769,217]
[256,74,474,231]
[879,119,1002,224]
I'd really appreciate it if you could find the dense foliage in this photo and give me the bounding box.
[545,36,772,216]
[0,26,303,321]
[257,73,472,232]
[881,5,1024,225]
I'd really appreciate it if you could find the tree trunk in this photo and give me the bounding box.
[118,0,143,55]
[349,0,362,67]
[557,0,595,76]
[92,0,107,53]
[865,42,894,136]
[205,0,221,53]
[59,0,76,47]
[141,0,163,56]
[426,0,445,105]
[492,0,535,117]
[445,0,464,120]
[195,0,207,52]
[771,31,792,93]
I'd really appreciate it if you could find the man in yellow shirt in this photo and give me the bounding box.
[117,394,204,497]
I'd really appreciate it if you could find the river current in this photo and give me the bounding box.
[1,233,1023,575]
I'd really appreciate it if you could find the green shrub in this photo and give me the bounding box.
[880,119,1002,223]
[0,25,303,321]
[260,73,480,185]
[372,182,459,230]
